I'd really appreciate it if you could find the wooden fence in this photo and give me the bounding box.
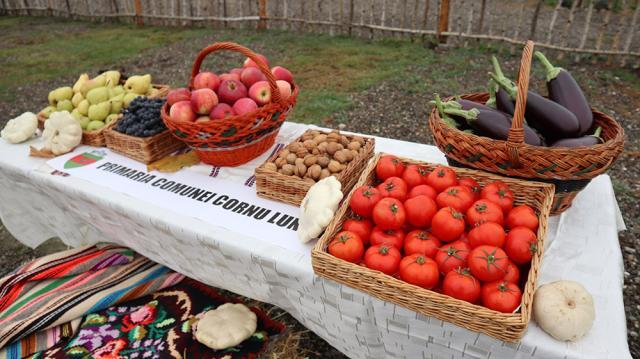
[1,0,638,65]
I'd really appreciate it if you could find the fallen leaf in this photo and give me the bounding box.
[147,150,200,172]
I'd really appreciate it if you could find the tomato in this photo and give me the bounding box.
[503,259,520,284]
[466,199,504,227]
[376,155,405,180]
[399,254,440,289]
[402,164,429,188]
[436,185,475,212]
[342,218,373,245]
[372,198,406,230]
[349,185,383,218]
[377,177,408,201]
[481,181,514,213]
[425,166,458,192]
[364,245,402,275]
[431,207,466,242]
[403,195,438,228]
[459,177,481,200]
[370,227,404,249]
[506,205,539,231]
[468,222,506,248]
[408,184,437,200]
[328,231,364,263]
[504,226,538,265]
[468,245,508,282]
[481,281,522,313]
[435,240,470,274]
[458,232,470,244]
[442,268,481,303]
[404,230,441,257]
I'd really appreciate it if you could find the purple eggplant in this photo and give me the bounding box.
[535,51,593,135]
[551,127,602,147]
[458,98,495,112]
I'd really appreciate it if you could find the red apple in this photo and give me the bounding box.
[196,116,211,123]
[190,88,219,115]
[240,67,267,88]
[232,98,258,115]
[167,88,191,106]
[210,103,235,119]
[169,101,196,123]
[230,68,244,75]
[219,73,241,82]
[193,72,220,91]
[271,66,293,84]
[243,54,269,68]
[217,80,248,105]
[248,81,272,106]
[275,80,292,100]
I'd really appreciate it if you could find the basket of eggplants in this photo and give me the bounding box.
[428,41,624,214]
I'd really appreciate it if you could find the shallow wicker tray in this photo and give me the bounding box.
[255,129,375,206]
[312,153,554,342]
[104,118,186,164]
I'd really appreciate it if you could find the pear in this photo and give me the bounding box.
[80,76,106,96]
[109,85,125,98]
[72,73,89,93]
[88,101,111,122]
[71,108,83,120]
[49,87,73,105]
[124,74,151,95]
[101,70,121,88]
[78,116,90,130]
[39,105,56,119]
[87,87,109,105]
[110,95,124,114]
[106,114,119,125]
[56,99,74,112]
[123,93,140,108]
[77,99,90,116]
[86,120,105,131]
[71,92,84,107]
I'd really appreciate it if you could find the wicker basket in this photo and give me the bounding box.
[428,41,624,214]
[255,129,375,206]
[312,153,554,342]
[161,42,298,167]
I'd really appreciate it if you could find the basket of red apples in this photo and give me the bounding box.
[161,42,298,166]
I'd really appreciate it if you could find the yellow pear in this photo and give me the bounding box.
[71,92,84,107]
[39,106,56,119]
[123,93,140,108]
[88,101,111,122]
[106,114,119,125]
[78,116,90,130]
[56,99,74,112]
[48,87,73,105]
[109,85,125,98]
[71,108,83,120]
[124,74,151,95]
[87,87,109,105]
[110,94,124,114]
[77,99,90,116]
[72,73,89,93]
[80,76,107,96]
[101,70,121,88]
[87,120,106,131]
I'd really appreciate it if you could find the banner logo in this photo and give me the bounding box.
[63,149,107,169]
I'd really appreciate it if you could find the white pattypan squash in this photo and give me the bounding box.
[1,112,38,144]
[194,303,257,350]
[533,280,595,341]
[42,111,82,155]
[298,176,343,243]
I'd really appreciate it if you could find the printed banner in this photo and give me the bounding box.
[47,147,311,254]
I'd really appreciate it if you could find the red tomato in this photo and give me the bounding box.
[377,177,408,201]
[402,165,429,188]
[468,245,509,282]
[404,230,441,257]
[426,166,458,192]
[504,226,538,265]
[376,155,405,180]
[506,205,539,231]
[442,268,481,303]
[459,177,481,200]
[399,254,440,289]
[481,181,514,213]
[349,185,382,218]
[435,240,470,274]
[503,259,520,284]
[364,245,402,275]
[431,207,466,242]
[342,218,373,245]
[372,198,406,230]
[458,232,470,244]
[408,184,437,200]
[370,227,404,249]
[328,231,364,263]
[481,281,522,313]
[468,222,506,248]
[466,199,504,227]
[436,186,475,212]
[403,195,438,228]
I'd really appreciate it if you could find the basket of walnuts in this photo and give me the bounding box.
[255,129,375,206]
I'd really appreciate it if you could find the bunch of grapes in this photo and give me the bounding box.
[116,97,167,137]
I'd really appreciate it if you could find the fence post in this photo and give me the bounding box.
[258,0,267,29]
[529,0,543,40]
[64,0,71,17]
[348,0,354,36]
[477,0,486,33]
[437,0,450,43]
[134,0,144,25]
[47,0,53,16]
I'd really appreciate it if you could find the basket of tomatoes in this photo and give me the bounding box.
[311,153,554,342]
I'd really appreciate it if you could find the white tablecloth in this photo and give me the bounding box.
[0,122,631,359]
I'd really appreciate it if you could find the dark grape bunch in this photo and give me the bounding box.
[116,97,167,137]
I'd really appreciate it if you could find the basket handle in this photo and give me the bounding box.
[189,42,282,104]
[505,40,534,168]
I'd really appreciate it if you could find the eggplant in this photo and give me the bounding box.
[432,94,465,129]
[458,99,495,113]
[535,51,593,135]
[443,107,542,146]
[551,127,602,147]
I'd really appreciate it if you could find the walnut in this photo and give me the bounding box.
[326,142,343,156]
[350,149,359,159]
[328,160,342,173]
[296,147,309,158]
[317,155,330,168]
[347,141,361,151]
[311,148,320,155]
[281,164,295,176]
[274,157,286,168]
[308,164,322,180]
[295,163,307,177]
[333,150,348,164]
[303,139,316,151]
[304,155,317,167]
[278,149,290,159]
[303,177,316,184]
[295,157,304,166]
[342,149,354,162]
[340,135,350,147]
[263,162,277,172]
[288,142,301,153]
[326,131,340,143]
[313,134,327,145]
[320,168,331,179]
[352,136,365,145]
[286,153,297,164]
[317,142,328,153]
